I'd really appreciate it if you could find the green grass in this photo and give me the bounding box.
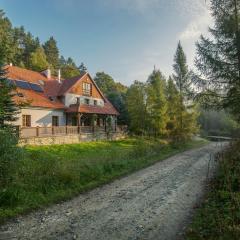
[185,141,240,240]
[0,137,207,223]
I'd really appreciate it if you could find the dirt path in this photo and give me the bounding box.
[0,142,226,240]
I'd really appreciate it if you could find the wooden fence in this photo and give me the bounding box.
[20,125,127,138]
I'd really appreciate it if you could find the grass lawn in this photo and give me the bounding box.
[0,137,207,223]
[185,141,240,240]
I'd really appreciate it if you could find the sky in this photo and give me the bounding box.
[1,0,213,85]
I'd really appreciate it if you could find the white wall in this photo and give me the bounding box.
[15,108,65,127]
[65,93,104,107]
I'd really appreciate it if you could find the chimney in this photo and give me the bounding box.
[42,68,51,79]
[58,69,61,83]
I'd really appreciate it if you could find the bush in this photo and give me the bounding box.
[0,128,22,187]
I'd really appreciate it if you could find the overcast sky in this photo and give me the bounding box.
[2,0,213,85]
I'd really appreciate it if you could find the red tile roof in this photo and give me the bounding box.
[13,89,65,109]
[66,101,119,115]
[4,65,119,115]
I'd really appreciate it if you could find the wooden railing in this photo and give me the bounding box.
[19,125,126,139]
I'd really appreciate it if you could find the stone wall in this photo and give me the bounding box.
[19,132,126,146]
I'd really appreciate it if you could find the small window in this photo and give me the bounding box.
[22,115,31,127]
[76,97,80,104]
[94,100,97,106]
[82,82,92,96]
[52,116,59,126]
[84,98,90,105]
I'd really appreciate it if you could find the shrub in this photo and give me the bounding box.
[0,128,22,187]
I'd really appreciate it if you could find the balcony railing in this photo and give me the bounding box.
[19,125,127,139]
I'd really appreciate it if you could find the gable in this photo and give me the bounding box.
[68,74,104,100]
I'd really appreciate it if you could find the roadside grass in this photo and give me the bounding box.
[185,140,240,240]
[0,137,207,223]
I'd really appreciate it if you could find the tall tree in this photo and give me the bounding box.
[43,36,59,70]
[147,69,168,136]
[173,42,196,133]
[78,62,87,73]
[29,47,49,71]
[0,10,16,64]
[0,65,18,129]
[126,81,147,134]
[195,0,240,121]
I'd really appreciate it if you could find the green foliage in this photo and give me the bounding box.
[29,47,49,71]
[0,10,17,64]
[126,81,147,134]
[60,56,80,79]
[186,141,240,240]
[94,72,128,125]
[0,138,206,221]
[0,64,19,128]
[198,109,240,137]
[195,0,240,122]
[42,36,59,70]
[147,70,169,136]
[0,129,22,188]
[78,62,87,73]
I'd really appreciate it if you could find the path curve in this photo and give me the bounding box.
[0,142,226,240]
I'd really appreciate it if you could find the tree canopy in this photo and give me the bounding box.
[195,0,240,121]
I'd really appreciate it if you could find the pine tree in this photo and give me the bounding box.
[173,42,197,136]
[0,10,17,64]
[43,36,59,70]
[147,69,168,137]
[0,64,19,129]
[195,0,240,121]
[78,62,87,73]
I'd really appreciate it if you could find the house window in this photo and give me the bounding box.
[22,115,31,127]
[76,97,80,104]
[82,82,92,96]
[84,98,90,105]
[94,100,97,106]
[52,116,59,126]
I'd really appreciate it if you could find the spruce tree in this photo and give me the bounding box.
[196,0,240,121]
[0,64,19,129]
[43,36,59,70]
[78,62,87,73]
[147,69,168,137]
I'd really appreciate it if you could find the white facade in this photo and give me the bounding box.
[64,93,104,107]
[15,107,65,127]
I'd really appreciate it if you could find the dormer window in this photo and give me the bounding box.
[82,82,92,96]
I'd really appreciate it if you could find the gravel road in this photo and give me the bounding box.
[0,142,226,240]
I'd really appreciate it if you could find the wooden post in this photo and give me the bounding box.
[36,126,39,137]
[66,125,68,135]
[52,126,54,135]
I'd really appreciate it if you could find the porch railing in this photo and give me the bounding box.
[19,125,127,139]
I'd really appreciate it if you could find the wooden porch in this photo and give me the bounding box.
[19,125,127,139]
